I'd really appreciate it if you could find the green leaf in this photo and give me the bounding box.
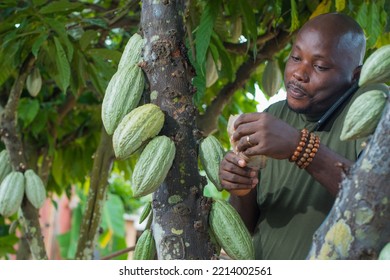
[79,30,99,51]
[45,18,74,60]
[54,36,70,94]
[32,33,48,58]
[52,150,64,186]
[102,193,126,237]
[290,0,300,32]
[88,48,122,63]
[0,234,18,257]
[18,98,40,128]
[239,1,257,40]
[356,2,368,30]
[39,0,83,14]
[335,0,346,12]
[195,0,220,71]
[366,2,382,48]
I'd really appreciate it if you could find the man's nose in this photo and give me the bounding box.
[292,66,309,82]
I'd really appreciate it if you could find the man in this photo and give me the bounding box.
[218,13,368,259]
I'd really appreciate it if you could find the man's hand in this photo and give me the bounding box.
[232,112,300,160]
[219,151,258,196]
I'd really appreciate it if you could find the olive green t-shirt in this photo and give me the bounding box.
[253,93,366,260]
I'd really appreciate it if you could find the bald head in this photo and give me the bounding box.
[298,13,366,66]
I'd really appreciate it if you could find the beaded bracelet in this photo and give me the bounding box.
[289,128,309,162]
[296,133,320,169]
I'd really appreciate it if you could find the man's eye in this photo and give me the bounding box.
[290,56,300,62]
[315,65,329,71]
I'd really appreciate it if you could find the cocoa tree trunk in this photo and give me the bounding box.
[75,129,115,259]
[308,97,390,259]
[141,0,214,259]
[0,55,48,260]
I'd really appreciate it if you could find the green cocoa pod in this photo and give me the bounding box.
[113,103,165,160]
[102,64,145,135]
[132,135,175,198]
[199,135,224,191]
[24,169,46,209]
[0,171,25,217]
[359,45,390,87]
[139,202,152,224]
[26,67,42,97]
[133,229,156,260]
[209,199,255,260]
[379,242,390,260]
[262,60,282,97]
[340,89,388,141]
[118,33,144,70]
[0,150,12,183]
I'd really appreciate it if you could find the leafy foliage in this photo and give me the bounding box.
[0,0,389,260]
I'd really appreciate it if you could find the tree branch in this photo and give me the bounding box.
[0,54,48,260]
[197,30,293,136]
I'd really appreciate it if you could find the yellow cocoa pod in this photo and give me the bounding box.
[112,104,165,160]
[206,52,218,88]
[0,171,25,217]
[133,229,156,260]
[359,45,390,87]
[24,169,46,209]
[26,67,42,97]
[262,60,283,97]
[209,199,255,260]
[340,88,388,141]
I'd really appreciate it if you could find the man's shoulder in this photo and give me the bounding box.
[265,100,289,115]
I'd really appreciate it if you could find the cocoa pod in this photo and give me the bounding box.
[340,87,388,141]
[379,242,390,260]
[112,103,165,160]
[132,135,176,198]
[359,45,390,87]
[0,171,25,217]
[26,67,42,97]
[24,169,46,209]
[101,64,145,135]
[262,60,282,97]
[139,202,152,224]
[206,52,218,88]
[199,135,225,191]
[118,33,144,70]
[0,150,12,183]
[209,199,255,260]
[133,229,156,260]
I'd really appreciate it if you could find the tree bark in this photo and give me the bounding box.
[308,98,390,259]
[75,129,114,259]
[141,0,215,260]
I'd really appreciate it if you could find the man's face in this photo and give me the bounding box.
[284,27,356,116]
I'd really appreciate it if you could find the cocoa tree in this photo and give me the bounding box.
[0,0,389,260]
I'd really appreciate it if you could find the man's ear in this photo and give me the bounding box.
[352,65,363,83]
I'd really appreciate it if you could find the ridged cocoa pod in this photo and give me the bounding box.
[132,136,176,198]
[139,202,152,224]
[133,229,156,260]
[24,169,46,209]
[0,171,25,217]
[118,33,144,70]
[101,64,145,135]
[359,45,390,87]
[112,104,165,160]
[206,52,218,87]
[0,150,12,183]
[209,199,255,260]
[262,60,282,97]
[26,67,42,97]
[340,87,388,141]
[199,135,225,191]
